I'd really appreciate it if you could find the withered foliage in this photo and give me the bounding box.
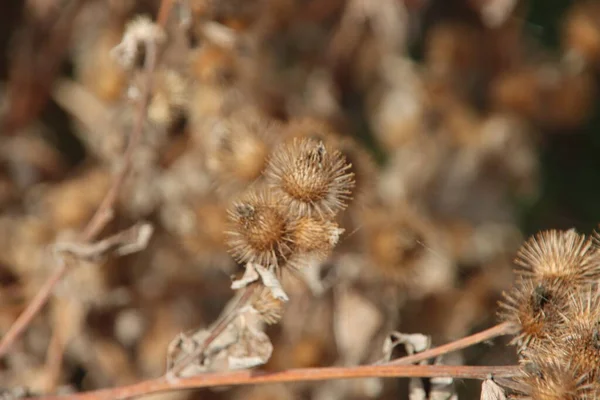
[1,0,600,399]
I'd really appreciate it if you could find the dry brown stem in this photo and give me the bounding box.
[29,364,520,400]
[385,321,517,366]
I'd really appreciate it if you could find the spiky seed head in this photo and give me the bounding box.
[284,216,344,270]
[283,117,377,210]
[499,278,566,350]
[251,287,285,325]
[515,230,600,287]
[289,216,343,254]
[518,357,593,400]
[226,189,292,268]
[206,107,278,194]
[363,207,433,284]
[265,137,355,218]
[555,288,600,378]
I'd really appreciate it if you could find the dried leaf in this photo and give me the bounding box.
[481,379,507,400]
[52,222,154,261]
[167,310,272,378]
[382,332,430,362]
[334,287,383,364]
[232,263,289,301]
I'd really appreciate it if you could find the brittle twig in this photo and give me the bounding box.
[29,364,521,400]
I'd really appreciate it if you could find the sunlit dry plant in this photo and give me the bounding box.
[282,118,377,208]
[514,230,600,287]
[206,107,279,194]
[554,288,600,379]
[265,137,355,219]
[517,357,598,400]
[226,188,293,269]
[499,277,566,350]
[286,215,344,269]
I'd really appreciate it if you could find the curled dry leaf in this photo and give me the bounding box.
[52,222,154,262]
[167,309,272,378]
[111,16,166,69]
[231,263,289,302]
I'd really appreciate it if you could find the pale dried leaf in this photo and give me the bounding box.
[111,16,166,68]
[409,379,426,400]
[380,331,430,363]
[52,222,154,261]
[234,263,289,301]
[481,379,507,400]
[254,263,289,301]
[167,310,272,377]
[430,375,457,400]
[396,332,431,356]
[231,263,260,290]
[334,287,383,364]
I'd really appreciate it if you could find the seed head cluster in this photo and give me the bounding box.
[499,229,600,399]
[224,127,355,325]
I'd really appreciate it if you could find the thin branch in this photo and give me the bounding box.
[384,321,517,366]
[0,0,174,360]
[30,364,521,400]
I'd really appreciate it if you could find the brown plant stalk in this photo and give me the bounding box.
[384,321,517,366]
[0,0,174,359]
[29,364,520,400]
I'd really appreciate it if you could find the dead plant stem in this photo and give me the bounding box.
[31,364,520,400]
[385,321,517,366]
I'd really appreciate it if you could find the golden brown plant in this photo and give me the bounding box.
[499,277,566,350]
[226,188,293,269]
[518,357,595,400]
[514,230,600,288]
[265,137,355,219]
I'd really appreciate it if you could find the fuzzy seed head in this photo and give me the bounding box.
[206,108,278,193]
[519,358,592,400]
[289,216,343,253]
[363,208,432,284]
[556,289,600,378]
[226,190,292,268]
[515,230,600,287]
[499,278,565,350]
[265,137,355,218]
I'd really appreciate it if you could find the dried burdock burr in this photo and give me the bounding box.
[205,107,279,194]
[514,230,600,288]
[286,215,344,269]
[499,277,565,350]
[554,289,600,379]
[518,357,595,400]
[283,118,377,208]
[226,188,293,269]
[362,205,453,294]
[265,137,355,219]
